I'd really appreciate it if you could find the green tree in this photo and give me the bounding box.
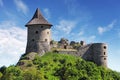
[23,68,44,80]
[1,65,23,80]
[0,66,6,73]
[0,72,3,79]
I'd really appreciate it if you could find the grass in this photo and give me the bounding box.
[31,52,82,79]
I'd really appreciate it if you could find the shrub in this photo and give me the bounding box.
[0,72,3,79]
[59,59,66,64]
[0,66,6,73]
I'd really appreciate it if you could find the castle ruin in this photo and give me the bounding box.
[25,8,107,67]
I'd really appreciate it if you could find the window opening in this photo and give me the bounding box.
[35,31,38,34]
[47,32,49,34]
[104,58,106,60]
[104,46,106,49]
[45,39,47,42]
[32,39,34,42]
[104,52,106,55]
[64,45,67,49]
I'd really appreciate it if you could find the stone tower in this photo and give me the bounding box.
[25,8,52,55]
[92,43,107,67]
[76,43,107,67]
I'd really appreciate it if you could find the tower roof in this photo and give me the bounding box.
[25,8,52,26]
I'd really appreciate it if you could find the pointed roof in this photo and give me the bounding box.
[25,8,52,26]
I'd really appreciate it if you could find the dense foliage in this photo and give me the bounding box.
[0,52,120,80]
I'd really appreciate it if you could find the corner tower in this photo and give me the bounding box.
[25,8,52,55]
[92,43,107,67]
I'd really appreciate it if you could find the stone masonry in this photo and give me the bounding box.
[56,43,107,67]
[25,8,52,55]
[25,8,108,67]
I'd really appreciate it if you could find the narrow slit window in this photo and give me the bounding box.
[104,52,106,55]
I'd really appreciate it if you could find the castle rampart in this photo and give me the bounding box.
[25,8,108,67]
[92,43,107,67]
[78,43,107,67]
[55,43,107,67]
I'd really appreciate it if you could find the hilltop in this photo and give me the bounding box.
[0,52,120,80]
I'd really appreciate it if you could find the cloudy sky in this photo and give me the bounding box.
[0,0,120,71]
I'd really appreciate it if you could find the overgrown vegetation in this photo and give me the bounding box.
[0,52,120,80]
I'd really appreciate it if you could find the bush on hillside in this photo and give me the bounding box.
[0,52,120,80]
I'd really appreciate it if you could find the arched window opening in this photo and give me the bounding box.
[64,45,67,49]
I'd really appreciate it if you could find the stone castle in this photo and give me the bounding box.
[25,8,107,67]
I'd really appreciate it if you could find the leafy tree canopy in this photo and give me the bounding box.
[0,52,120,80]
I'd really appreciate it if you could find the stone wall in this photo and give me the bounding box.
[26,41,50,56]
[56,50,77,56]
[56,43,107,67]
[78,43,107,67]
[26,25,51,55]
[77,44,93,60]
[92,43,107,67]
[27,25,51,44]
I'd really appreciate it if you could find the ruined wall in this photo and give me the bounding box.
[77,43,107,67]
[56,43,107,67]
[55,44,93,60]
[78,43,107,67]
[56,50,77,56]
[77,44,93,60]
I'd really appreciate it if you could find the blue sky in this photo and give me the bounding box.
[0,0,120,71]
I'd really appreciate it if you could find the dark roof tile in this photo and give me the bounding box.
[26,8,52,26]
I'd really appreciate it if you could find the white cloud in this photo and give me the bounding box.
[78,31,84,36]
[73,34,96,43]
[55,20,77,34]
[0,0,3,7]
[0,21,27,67]
[52,20,96,43]
[98,20,116,35]
[98,27,105,34]
[14,0,28,14]
[43,8,51,19]
[0,21,16,28]
[89,35,96,41]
